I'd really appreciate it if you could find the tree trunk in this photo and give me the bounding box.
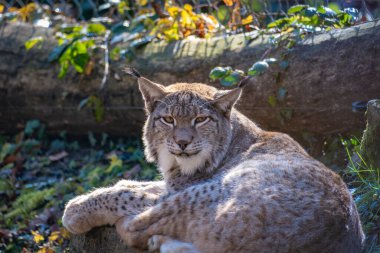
[69,226,144,253]
[360,99,380,169]
[0,21,380,147]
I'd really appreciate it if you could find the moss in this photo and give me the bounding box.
[4,188,55,221]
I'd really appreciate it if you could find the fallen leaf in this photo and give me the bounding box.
[31,230,44,244]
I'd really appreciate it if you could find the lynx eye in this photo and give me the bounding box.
[194,116,209,124]
[161,116,175,124]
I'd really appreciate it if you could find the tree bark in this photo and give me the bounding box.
[69,226,144,253]
[0,21,380,145]
[360,99,380,169]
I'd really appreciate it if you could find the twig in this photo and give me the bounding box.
[99,30,111,92]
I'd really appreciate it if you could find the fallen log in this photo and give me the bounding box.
[69,227,143,253]
[0,21,380,147]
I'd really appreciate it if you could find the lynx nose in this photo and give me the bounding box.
[174,128,193,151]
[176,140,191,150]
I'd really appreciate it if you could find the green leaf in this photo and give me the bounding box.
[328,3,341,13]
[280,108,293,121]
[59,24,83,34]
[250,0,264,12]
[72,53,89,73]
[277,87,287,101]
[268,95,277,107]
[24,120,40,135]
[0,143,17,163]
[287,5,308,15]
[78,97,89,110]
[87,23,107,35]
[317,6,336,17]
[209,66,231,81]
[248,61,269,76]
[58,60,69,79]
[25,36,44,51]
[267,18,289,29]
[111,21,129,34]
[280,60,289,70]
[303,7,317,17]
[215,6,230,25]
[129,22,145,34]
[220,71,243,87]
[48,41,71,62]
[68,41,92,73]
[129,36,154,48]
[110,47,121,61]
[88,132,97,147]
[87,95,104,122]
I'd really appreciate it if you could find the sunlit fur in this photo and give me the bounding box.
[62,78,365,253]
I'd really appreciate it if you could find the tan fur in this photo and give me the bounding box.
[62,77,364,253]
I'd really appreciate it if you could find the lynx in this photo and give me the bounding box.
[62,68,365,253]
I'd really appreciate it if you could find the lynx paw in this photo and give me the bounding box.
[116,217,150,249]
[148,235,165,252]
[149,235,200,253]
[62,195,95,234]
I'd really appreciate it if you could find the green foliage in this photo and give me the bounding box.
[56,38,95,78]
[24,36,44,51]
[209,66,245,86]
[4,188,55,221]
[0,120,159,252]
[78,95,104,122]
[342,137,380,243]
[268,5,359,31]
[209,58,278,86]
[248,61,270,76]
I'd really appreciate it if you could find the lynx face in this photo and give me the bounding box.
[138,78,242,177]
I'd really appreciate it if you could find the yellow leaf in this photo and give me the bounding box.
[8,7,18,13]
[37,247,54,253]
[136,0,148,6]
[60,228,71,239]
[85,59,95,76]
[223,0,234,6]
[181,9,193,27]
[183,4,193,12]
[48,231,60,242]
[242,15,253,25]
[18,3,37,21]
[32,231,44,244]
[163,25,180,41]
[167,6,179,18]
[106,154,122,172]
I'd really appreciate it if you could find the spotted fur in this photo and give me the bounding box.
[62,74,364,253]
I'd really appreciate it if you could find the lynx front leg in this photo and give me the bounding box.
[116,182,221,250]
[62,180,166,234]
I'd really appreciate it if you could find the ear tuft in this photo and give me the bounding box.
[124,66,141,78]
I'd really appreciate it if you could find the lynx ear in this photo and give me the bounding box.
[124,67,167,113]
[138,77,167,113]
[212,87,242,117]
